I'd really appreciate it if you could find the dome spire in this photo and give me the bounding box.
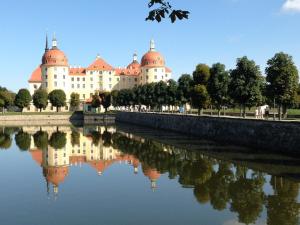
[133,52,138,62]
[150,39,155,51]
[52,32,58,49]
[45,33,49,52]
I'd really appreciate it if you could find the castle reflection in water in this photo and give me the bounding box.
[1,125,300,225]
[22,126,161,196]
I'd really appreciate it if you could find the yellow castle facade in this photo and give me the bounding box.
[28,35,172,111]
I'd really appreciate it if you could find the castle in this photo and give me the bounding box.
[28,35,172,111]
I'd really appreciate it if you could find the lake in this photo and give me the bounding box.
[0,124,299,225]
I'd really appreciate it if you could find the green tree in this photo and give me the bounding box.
[15,131,31,151]
[48,89,66,112]
[111,90,119,107]
[207,63,230,116]
[91,94,101,110]
[0,89,15,113]
[70,92,80,111]
[32,89,48,112]
[177,74,193,107]
[14,89,32,112]
[266,52,299,120]
[154,81,168,111]
[166,79,179,111]
[191,85,210,115]
[229,56,263,118]
[49,131,67,149]
[193,64,210,85]
[33,130,48,150]
[0,98,4,114]
[99,92,111,112]
[71,129,80,146]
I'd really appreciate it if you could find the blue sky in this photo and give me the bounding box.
[0,0,300,91]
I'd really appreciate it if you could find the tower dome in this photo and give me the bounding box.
[41,35,68,66]
[141,39,165,67]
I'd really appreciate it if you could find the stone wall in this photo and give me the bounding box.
[0,113,83,126]
[116,112,300,154]
[83,113,115,124]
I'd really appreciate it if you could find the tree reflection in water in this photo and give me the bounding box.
[0,125,299,225]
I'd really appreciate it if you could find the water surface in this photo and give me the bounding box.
[0,125,299,225]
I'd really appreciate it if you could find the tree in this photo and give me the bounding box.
[91,94,101,110]
[146,0,189,23]
[191,84,210,115]
[0,131,12,149]
[70,92,80,111]
[0,98,4,114]
[71,129,80,146]
[48,89,66,112]
[33,89,48,112]
[15,131,31,151]
[266,52,299,120]
[166,79,179,111]
[111,90,119,107]
[177,74,193,107]
[193,64,211,85]
[154,81,168,111]
[14,89,32,112]
[99,92,111,112]
[0,89,15,113]
[49,131,67,149]
[229,56,263,118]
[207,63,230,116]
[33,130,48,150]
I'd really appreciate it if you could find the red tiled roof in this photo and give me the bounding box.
[28,66,42,83]
[141,51,165,68]
[42,49,68,67]
[87,56,113,71]
[69,67,86,76]
[165,67,172,73]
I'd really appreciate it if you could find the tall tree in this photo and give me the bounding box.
[207,63,230,116]
[0,98,4,114]
[33,130,48,150]
[193,64,211,85]
[265,52,299,120]
[166,79,179,111]
[229,56,263,118]
[99,92,112,113]
[32,89,48,112]
[48,89,66,112]
[177,74,193,107]
[0,89,15,113]
[154,81,168,111]
[91,94,101,110]
[70,92,80,111]
[49,131,67,149]
[14,89,32,112]
[191,84,210,115]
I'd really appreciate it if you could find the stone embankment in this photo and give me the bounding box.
[116,112,300,155]
[0,113,83,126]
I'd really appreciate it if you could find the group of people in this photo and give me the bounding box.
[255,105,270,119]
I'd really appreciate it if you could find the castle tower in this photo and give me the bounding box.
[41,34,70,103]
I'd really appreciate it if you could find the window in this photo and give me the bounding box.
[146,76,149,80]
[77,84,80,88]
[99,76,102,81]
[146,69,149,72]
[82,78,85,81]
[83,84,85,88]
[54,81,57,87]
[54,67,57,71]
[165,74,168,77]
[63,75,65,79]
[45,82,48,87]
[77,77,80,81]
[154,75,157,80]
[109,71,112,75]
[117,78,120,81]
[90,71,93,75]
[72,84,74,88]
[109,78,112,82]
[90,77,93,81]
[109,84,112,88]
[71,77,74,81]
[154,69,157,72]
[83,94,85,99]
[134,78,137,82]
[45,68,47,72]
[54,75,57,79]
[91,84,93,88]
[34,85,37,89]
[100,71,103,74]
[45,75,48,79]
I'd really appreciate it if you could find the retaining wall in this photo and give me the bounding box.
[116,112,300,154]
